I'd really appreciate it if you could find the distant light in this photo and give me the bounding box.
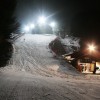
[88,44,96,52]
[23,23,35,32]
[30,24,35,29]
[23,26,30,32]
[38,16,46,24]
[49,22,56,27]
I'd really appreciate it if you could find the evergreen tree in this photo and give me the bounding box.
[0,0,19,67]
[0,0,18,40]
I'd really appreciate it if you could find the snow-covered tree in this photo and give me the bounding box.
[0,0,19,40]
[0,0,19,67]
[49,35,80,56]
[60,35,80,54]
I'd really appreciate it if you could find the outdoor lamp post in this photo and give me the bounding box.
[38,16,46,25]
[23,26,30,32]
[88,44,96,74]
[49,22,56,28]
[49,22,56,34]
[30,24,35,29]
[23,23,35,33]
[88,44,96,53]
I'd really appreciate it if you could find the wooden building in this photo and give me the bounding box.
[63,52,100,74]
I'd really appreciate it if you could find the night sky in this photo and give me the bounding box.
[15,0,100,42]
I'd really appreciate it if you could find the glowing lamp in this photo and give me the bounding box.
[24,26,30,32]
[38,16,46,24]
[49,22,56,27]
[88,44,96,52]
[30,24,35,29]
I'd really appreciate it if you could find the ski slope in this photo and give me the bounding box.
[0,34,100,100]
[7,33,80,77]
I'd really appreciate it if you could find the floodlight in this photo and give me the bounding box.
[30,24,35,29]
[38,16,46,24]
[88,44,96,52]
[49,22,56,27]
[24,26,30,32]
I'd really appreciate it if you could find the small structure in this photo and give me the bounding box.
[63,52,100,74]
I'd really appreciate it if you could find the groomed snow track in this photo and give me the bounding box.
[8,34,80,77]
[0,34,100,100]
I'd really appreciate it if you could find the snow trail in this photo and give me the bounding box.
[0,34,100,100]
[7,34,80,77]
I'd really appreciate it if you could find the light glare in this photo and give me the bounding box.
[24,26,30,32]
[38,16,46,24]
[49,22,56,27]
[30,24,35,29]
[88,44,96,52]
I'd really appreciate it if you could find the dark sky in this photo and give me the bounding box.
[15,0,100,22]
[15,0,100,41]
[15,0,87,22]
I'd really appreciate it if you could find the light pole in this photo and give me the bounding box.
[23,26,30,33]
[38,16,46,25]
[88,44,96,54]
[49,22,56,34]
[23,24,35,34]
[88,44,96,74]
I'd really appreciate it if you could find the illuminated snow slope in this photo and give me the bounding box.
[0,34,100,100]
[8,33,79,77]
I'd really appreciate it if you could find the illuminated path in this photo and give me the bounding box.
[10,34,79,76]
[0,34,100,100]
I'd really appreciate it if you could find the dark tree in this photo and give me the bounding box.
[0,0,18,67]
[0,0,18,39]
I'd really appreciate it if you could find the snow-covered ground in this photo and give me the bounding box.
[4,33,80,77]
[0,33,100,100]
